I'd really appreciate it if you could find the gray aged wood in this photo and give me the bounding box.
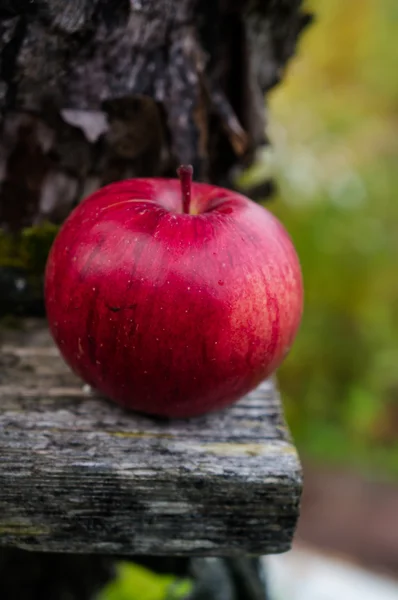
[0,319,302,556]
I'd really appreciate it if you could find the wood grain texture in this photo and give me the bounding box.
[0,320,302,556]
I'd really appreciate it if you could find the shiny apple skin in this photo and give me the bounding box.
[44,178,303,418]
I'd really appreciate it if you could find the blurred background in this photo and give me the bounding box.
[248,0,398,597]
[266,0,398,484]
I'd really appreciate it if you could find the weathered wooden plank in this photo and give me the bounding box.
[0,319,302,556]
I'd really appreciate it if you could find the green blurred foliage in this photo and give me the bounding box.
[98,562,192,600]
[242,0,398,478]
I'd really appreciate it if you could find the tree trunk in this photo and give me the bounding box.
[0,0,311,231]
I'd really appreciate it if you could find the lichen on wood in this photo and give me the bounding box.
[0,222,58,315]
[0,221,58,270]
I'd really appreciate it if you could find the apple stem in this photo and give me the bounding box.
[177,164,193,214]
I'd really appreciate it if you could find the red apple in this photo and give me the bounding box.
[45,166,303,417]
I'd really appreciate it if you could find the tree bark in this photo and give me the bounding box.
[0,0,312,231]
